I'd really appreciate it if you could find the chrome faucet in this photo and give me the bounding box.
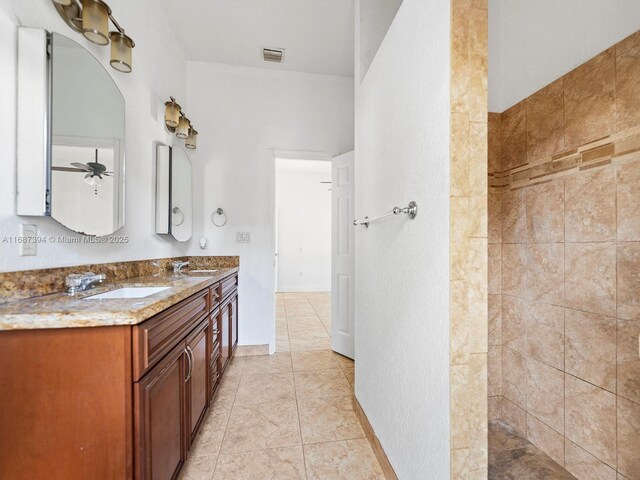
[172,261,190,274]
[65,272,106,295]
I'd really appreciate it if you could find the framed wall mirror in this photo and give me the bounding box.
[16,29,125,236]
[155,145,193,242]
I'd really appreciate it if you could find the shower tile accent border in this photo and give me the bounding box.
[450,0,489,478]
[488,28,640,480]
[0,256,240,304]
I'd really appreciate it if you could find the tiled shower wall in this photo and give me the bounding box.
[488,31,640,480]
[450,0,488,478]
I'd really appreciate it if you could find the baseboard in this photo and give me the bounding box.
[234,344,269,356]
[353,396,399,480]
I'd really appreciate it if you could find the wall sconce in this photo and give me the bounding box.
[164,97,199,150]
[51,0,135,73]
[185,128,198,150]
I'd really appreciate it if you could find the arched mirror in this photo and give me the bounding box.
[49,33,125,236]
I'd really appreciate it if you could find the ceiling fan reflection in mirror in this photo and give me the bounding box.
[51,149,113,194]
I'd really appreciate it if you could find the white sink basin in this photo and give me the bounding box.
[189,269,218,274]
[85,287,170,300]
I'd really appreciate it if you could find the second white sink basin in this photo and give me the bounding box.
[85,287,170,300]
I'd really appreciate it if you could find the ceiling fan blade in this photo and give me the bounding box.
[52,167,86,172]
[84,173,92,179]
[71,162,91,171]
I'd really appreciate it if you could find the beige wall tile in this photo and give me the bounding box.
[470,122,489,196]
[616,157,640,241]
[488,396,502,421]
[451,197,470,281]
[565,242,616,317]
[488,294,502,346]
[617,318,640,404]
[565,166,616,242]
[468,7,488,124]
[615,43,640,132]
[488,346,501,397]
[488,117,502,174]
[565,309,617,392]
[526,358,564,433]
[452,113,471,196]
[565,374,617,468]
[451,0,470,115]
[526,302,564,370]
[565,439,617,480]
[564,49,615,148]
[502,296,526,354]
[502,244,527,298]
[526,414,565,466]
[488,191,502,243]
[488,244,501,295]
[502,346,526,409]
[451,364,471,449]
[526,79,565,160]
[501,189,527,243]
[618,242,640,321]
[468,353,488,468]
[468,238,489,354]
[451,448,470,480]
[451,280,470,364]
[502,397,526,435]
[617,396,640,479]
[501,102,527,170]
[526,243,564,305]
[526,180,564,243]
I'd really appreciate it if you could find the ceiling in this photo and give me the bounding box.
[159,0,354,77]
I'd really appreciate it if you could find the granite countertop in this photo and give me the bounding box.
[0,267,238,331]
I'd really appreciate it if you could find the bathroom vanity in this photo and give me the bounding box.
[0,268,238,480]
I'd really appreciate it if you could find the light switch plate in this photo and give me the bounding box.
[236,232,251,244]
[19,224,37,256]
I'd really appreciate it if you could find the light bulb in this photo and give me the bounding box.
[84,175,102,187]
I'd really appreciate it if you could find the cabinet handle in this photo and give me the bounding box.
[185,347,193,383]
[212,329,219,335]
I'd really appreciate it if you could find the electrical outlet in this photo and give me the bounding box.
[236,232,251,244]
[19,224,37,256]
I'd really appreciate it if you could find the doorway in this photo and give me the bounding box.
[271,152,355,359]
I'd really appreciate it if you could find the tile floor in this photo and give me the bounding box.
[179,292,384,479]
[489,421,577,479]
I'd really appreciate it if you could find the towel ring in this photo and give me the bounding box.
[172,206,185,226]
[211,207,227,227]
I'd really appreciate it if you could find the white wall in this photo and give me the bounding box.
[276,159,331,292]
[359,0,403,80]
[186,62,353,350]
[0,0,189,272]
[354,0,451,477]
[489,0,640,111]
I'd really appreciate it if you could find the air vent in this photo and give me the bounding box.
[263,47,285,63]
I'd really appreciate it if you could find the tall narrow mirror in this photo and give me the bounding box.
[155,145,193,242]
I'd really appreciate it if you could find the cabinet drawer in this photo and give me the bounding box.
[220,274,238,301]
[209,284,220,310]
[133,289,209,381]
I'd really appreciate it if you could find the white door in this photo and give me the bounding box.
[331,151,355,359]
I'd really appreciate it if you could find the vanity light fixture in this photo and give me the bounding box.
[164,97,198,149]
[51,0,135,73]
[164,97,181,128]
[176,116,191,139]
[185,128,198,150]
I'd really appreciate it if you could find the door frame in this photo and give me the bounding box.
[266,148,333,354]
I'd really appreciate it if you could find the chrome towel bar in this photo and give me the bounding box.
[353,201,418,228]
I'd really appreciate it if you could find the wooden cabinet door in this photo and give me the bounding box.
[230,292,238,354]
[186,318,209,442]
[219,299,231,372]
[134,341,187,480]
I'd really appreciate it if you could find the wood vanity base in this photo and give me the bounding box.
[0,272,238,480]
